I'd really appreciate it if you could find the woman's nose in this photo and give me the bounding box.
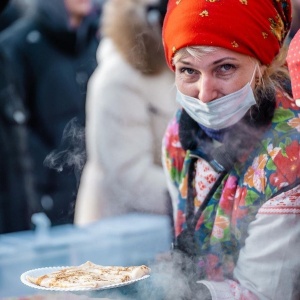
[197,76,218,103]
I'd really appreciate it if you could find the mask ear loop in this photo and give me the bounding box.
[254,64,264,87]
[249,63,259,86]
[249,63,260,120]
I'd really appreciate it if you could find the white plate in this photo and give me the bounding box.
[20,266,150,292]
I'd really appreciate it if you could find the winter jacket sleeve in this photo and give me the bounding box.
[0,47,34,232]
[199,185,300,300]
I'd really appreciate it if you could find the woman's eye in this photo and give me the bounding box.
[219,64,236,72]
[180,67,196,75]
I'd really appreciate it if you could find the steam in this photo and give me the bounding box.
[43,117,86,185]
[81,257,197,299]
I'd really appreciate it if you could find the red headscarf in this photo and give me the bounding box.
[287,29,300,101]
[162,0,292,70]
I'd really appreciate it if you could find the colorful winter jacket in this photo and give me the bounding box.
[163,88,300,299]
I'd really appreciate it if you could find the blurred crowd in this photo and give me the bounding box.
[0,0,300,235]
[0,0,177,234]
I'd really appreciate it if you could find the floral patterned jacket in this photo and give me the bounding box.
[162,89,300,300]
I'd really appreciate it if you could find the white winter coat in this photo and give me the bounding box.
[75,0,177,224]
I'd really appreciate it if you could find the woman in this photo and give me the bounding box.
[160,0,300,299]
[74,0,176,225]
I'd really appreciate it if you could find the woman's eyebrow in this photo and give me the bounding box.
[176,57,238,66]
[177,59,193,65]
[212,57,238,65]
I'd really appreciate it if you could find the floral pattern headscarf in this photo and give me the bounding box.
[163,0,291,69]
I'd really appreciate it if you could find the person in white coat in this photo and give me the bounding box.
[75,0,177,225]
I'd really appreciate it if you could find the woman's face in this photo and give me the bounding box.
[174,47,262,103]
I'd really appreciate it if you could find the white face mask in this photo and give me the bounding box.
[176,67,257,130]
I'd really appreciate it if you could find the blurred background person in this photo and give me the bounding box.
[0,0,101,233]
[288,23,300,107]
[74,0,177,226]
[286,0,300,43]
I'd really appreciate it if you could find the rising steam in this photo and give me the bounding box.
[43,117,86,185]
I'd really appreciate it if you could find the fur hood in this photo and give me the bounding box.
[100,0,167,75]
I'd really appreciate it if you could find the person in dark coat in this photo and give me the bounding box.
[0,0,100,233]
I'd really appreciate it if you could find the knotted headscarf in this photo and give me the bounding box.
[287,29,300,103]
[162,0,291,70]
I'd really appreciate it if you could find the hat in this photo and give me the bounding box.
[287,29,300,106]
[162,0,291,70]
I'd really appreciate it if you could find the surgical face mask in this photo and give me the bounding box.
[176,67,258,130]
